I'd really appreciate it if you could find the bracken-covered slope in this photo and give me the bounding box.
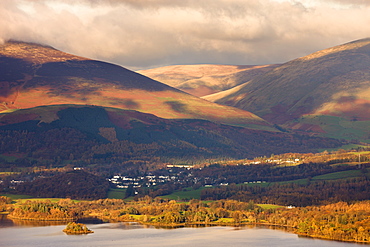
[205,38,370,142]
[0,41,273,131]
[137,64,279,97]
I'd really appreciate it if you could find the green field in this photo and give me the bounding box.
[107,188,126,199]
[275,178,309,185]
[312,169,368,181]
[257,204,283,209]
[0,194,32,200]
[0,155,19,163]
[160,187,205,200]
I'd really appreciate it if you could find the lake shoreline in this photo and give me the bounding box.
[3,214,368,245]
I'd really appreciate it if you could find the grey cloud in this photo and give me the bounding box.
[1,0,370,70]
[326,0,370,6]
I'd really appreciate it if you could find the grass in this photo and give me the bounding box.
[0,172,21,176]
[294,115,370,143]
[312,169,367,181]
[107,188,126,199]
[274,178,309,185]
[160,187,205,200]
[0,155,19,162]
[0,194,32,200]
[243,182,274,187]
[0,194,82,204]
[262,169,367,186]
[257,204,283,210]
[350,151,370,155]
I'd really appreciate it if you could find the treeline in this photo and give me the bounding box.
[200,177,370,206]
[43,197,262,225]
[64,198,370,243]
[9,200,77,221]
[263,201,370,243]
[15,170,110,200]
[0,196,12,212]
[4,197,370,243]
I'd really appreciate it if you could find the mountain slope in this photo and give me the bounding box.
[0,41,272,130]
[205,38,370,141]
[137,64,279,97]
[0,104,345,165]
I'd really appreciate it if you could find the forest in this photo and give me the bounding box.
[14,170,110,200]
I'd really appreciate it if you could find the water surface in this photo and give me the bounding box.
[0,219,364,247]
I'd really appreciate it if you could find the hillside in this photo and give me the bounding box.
[204,38,370,142]
[0,104,344,168]
[0,41,272,130]
[137,64,279,97]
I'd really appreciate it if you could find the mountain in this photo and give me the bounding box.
[0,40,272,131]
[137,64,279,97]
[204,38,370,142]
[0,104,345,167]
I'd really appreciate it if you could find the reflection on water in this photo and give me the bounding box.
[9,218,70,227]
[76,217,106,224]
[0,214,15,228]
[92,221,153,230]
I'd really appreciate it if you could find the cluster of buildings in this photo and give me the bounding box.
[108,174,179,189]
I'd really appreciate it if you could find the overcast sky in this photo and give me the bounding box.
[1,0,370,70]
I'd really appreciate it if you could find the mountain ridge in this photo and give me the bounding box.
[0,40,273,131]
[137,64,279,97]
[203,38,370,141]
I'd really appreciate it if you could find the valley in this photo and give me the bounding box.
[137,64,279,97]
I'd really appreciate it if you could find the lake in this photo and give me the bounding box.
[0,216,365,247]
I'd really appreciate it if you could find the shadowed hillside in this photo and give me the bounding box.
[0,105,344,166]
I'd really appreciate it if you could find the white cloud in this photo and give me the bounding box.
[1,0,370,70]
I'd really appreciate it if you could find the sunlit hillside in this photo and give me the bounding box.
[138,64,278,97]
[204,38,370,142]
[0,41,273,130]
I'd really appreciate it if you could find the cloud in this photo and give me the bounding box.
[1,0,370,70]
[327,0,370,6]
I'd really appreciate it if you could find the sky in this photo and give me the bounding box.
[1,0,370,70]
